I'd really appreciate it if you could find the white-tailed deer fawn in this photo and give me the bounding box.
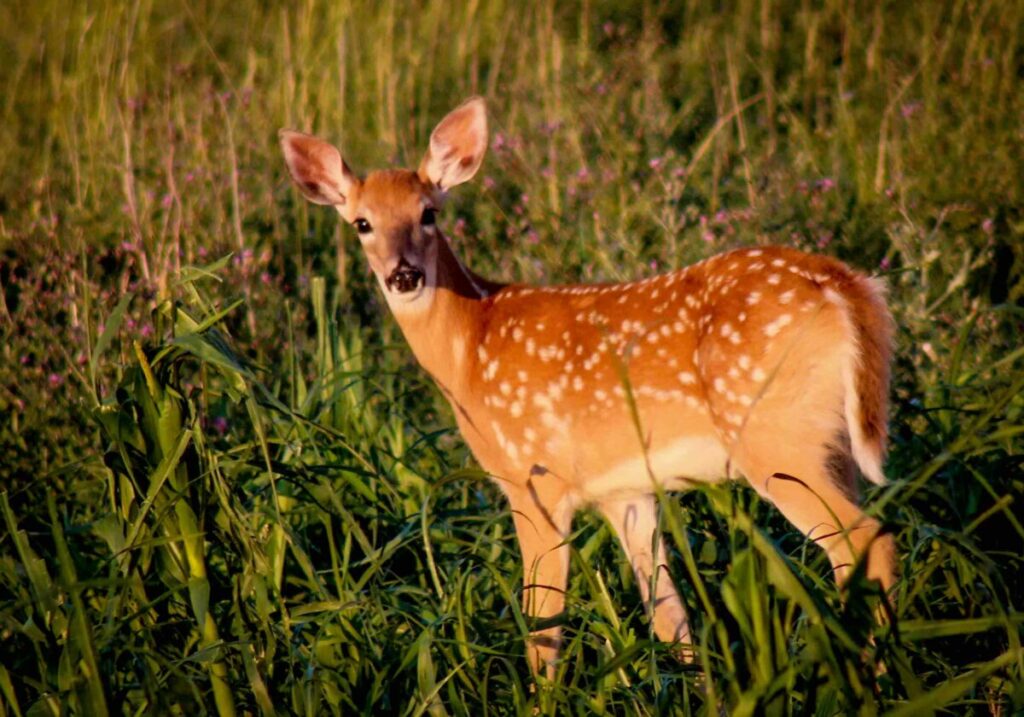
[280,97,897,679]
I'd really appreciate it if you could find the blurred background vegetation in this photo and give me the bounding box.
[1,0,1022,714]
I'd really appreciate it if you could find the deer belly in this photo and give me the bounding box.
[578,435,731,500]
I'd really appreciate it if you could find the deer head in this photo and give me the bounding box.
[279,97,488,313]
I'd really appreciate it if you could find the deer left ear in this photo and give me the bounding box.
[418,97,488,192]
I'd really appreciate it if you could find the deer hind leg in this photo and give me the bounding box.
[599,495,694,660]
[505,481,575,680]
[733,438,896,595]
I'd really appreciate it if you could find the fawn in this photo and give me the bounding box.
[279,97,897,679]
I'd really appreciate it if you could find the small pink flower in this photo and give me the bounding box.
[526,230,540,245]
[817,178,836,193]
[900,101,922,119]
[48,373,64,387]
[212,416,229,435]
[982,218,995,235]
[482,176,496,191]
[649,260,659,271]
[161,193,173,209]
[879,257,891,270]
[648,157,664,171]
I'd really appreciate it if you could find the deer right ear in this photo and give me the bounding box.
[279,129,359,212]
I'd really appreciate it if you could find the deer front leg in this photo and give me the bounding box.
[600,494,694,660]
[505,481,574,680]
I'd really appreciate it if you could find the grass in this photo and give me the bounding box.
[1,0,1023,713]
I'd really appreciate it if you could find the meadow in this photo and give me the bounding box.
[1,0,1022,714]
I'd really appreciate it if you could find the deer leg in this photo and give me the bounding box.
[600,494,693,660]
[739,451,896,595]
[505,481,574,679]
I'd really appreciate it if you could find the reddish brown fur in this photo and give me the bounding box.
[279,99,898,681]
[845,275,894,458]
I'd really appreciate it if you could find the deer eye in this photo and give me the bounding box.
[420,207,436,227]
[354,218,372,234]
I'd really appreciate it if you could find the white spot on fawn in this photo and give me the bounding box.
[763,313,792,337]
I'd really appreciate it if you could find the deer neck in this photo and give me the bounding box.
[388,235,492,402]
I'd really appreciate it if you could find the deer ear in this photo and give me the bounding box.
[279,130,359,209]
[419,97,487,192]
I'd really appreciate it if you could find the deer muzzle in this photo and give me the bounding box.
[385,261,425,294]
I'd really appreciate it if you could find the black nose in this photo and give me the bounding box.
[385,264,425,293]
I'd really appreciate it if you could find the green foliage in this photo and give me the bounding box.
[1,0,1022,714]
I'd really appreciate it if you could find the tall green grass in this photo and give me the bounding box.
[1,0,1022,713]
